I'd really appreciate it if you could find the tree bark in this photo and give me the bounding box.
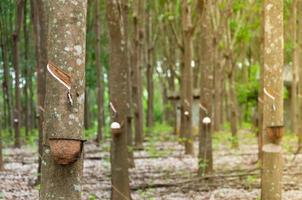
[146,9,154,128]
[261,1,284,199]
[23,0,31,137]
[298,0,302,147]
[180,0,194,155]
[132,0,145,149]
[0,109,3,171]
[124,1,135,168]
[30,0,48,185]
[291,0,298,135]
[40,1,87,199]
[95,0,104,143]
[198,0,213,175]
[12,0,25,148]
[106,0,132,199]
[0,16,13,133]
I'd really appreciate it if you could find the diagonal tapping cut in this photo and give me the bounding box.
[47,62,73,105]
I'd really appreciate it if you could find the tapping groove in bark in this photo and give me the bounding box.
[106,0,131,199]
[40,1,87,199]
[261,1,284,199]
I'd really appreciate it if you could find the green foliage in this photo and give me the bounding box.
[236,64,259,120]
[245,175,257,191]
[88,194,97,200]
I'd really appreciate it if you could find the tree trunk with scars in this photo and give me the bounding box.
[12,0,24,148]
[180,0,194,155]
[40,1,87,199]
[198,0,213,175]
[261,1,284,199]
[132,0,145,149]
[106,0,131,199]
[95,0,104,143]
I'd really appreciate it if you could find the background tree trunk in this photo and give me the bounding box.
[106,0,131,199]
[95,0,104,144]
[261,0,284,199]
[12,0,25,148]
[132,0,145,149]
[30,0,48,185]
[180,0,194,155]
[40,1,87,199]
[146,8,154,128]
[198,0,213,175]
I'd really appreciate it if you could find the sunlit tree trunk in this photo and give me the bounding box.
[40,1,87,199]
[106,0,131,198]
[261,1,284,199]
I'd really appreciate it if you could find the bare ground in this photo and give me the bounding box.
[1,129,302,200]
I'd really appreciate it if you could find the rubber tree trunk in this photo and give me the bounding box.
[298,0,302,147]
[23,0,31,138]
[228,60,239,149]
[124,1,135,168]
[261,1,284,200]
[40,1,87,199]
[95,0,104,143]
[198,0,213,175]
[132,0,145,149]
[146,9,154,128]
[30,0,48,185]
[258,5,265,161]
[291,0,298,135]
[12,0,25,148]
[106,0,131,199]
[0,110,3,171]
[180,0,194,155]
[0,17,14,133]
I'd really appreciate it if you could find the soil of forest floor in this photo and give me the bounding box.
[1,129,302,200]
